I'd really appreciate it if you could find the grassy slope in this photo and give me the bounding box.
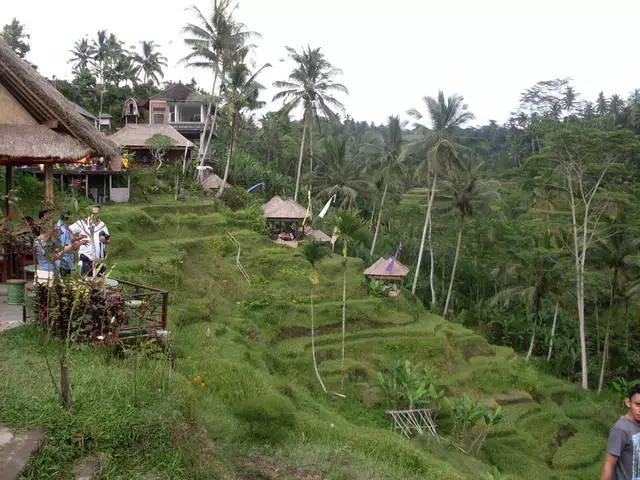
[0,196,623,479]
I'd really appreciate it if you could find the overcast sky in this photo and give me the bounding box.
[4,0,640,126]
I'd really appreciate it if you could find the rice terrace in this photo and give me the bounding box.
[1,1,640,479]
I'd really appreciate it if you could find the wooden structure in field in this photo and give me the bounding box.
[0,38,119,209]
[363,256,410,296]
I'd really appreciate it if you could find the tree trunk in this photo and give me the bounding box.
[216,114,236,199]
[60,355,72,410]
[443,217,464,318]
[411,166,438,295]
[526,315,537,362]
[546,301,559,362]
[340,262,347,392]
[308,121,314,198]
[370,183,387,259]
[428,211,436,307]
[293,116,307,202]
[598,268,618,394]
[310,282,327,393]
[197,72,218,170]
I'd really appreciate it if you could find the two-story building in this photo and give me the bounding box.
[138,83,207,142]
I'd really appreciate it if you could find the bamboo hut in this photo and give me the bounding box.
[363,256,410,296]
[200,173,231,191]
[0,38,119,207]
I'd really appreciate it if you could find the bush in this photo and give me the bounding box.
[233,393,296,443]
[219,185,251,210]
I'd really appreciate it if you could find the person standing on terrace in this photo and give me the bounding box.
[601,383,640,479]
[69,205,111,277]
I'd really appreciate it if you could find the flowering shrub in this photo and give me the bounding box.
[35,277,128,342]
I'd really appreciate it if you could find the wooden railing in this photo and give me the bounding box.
[226,232,250,284]
[113,279,169,334]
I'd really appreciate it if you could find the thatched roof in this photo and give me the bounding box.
[0,38,119,165]
[150,83,194,102]
[304,226,331,243]
[0,124,93,164]
[200,173,230,190]
[262,195,307,221]
[363,256,410,280]
[109,124,194,149]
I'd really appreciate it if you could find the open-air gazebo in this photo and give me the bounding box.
[262,195,307,241]
[0,38,119,210]
[363,256,410,296]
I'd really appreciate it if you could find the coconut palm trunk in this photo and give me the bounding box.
[370,183,387,259]
[411,165,438,297]
[197,72,218,176]
[598,268,618,394]
[294,115,308,202]
[443,216,464,317]
[340,259,347,392]
[546,301,559,362]
[216,113,236,198]
[310,279,327,393]
[526,316,538,362]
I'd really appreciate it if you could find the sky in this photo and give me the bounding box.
[4,0,640,127]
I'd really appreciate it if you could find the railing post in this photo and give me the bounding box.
[161,292,168,329]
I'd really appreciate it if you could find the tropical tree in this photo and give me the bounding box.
[134,41,167,85]
[314,136,371,209]
[182,1,257,173]
[273,45,348,202]
[369,116,405,259]
[302,241,331,392]
[406,91,475,302]
[68,38,94,74]
[216,57,270,198]
[1,18,30,58]
[330,210,369,392]
[440,157,501,317]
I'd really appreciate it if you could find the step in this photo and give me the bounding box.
[0,425,46,480]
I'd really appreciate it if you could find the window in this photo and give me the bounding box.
[153,113,165,124]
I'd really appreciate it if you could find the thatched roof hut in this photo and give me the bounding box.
[262,195,307,222]
[109,124,194,149]
[304,226,331,244]
[200,173,230,190]
[0,38,119,166]
[363,256,410,281]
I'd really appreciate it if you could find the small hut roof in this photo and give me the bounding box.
[71,102,97,122]
[363,256,410,279]
[200,173,229,189]
[0,124,92,164]
[109,124,194,149]
[304,226,331,243]
[0,39,119,164]
[262,195,307,221]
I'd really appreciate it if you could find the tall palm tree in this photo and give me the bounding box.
[440,157,501,317]
[273,46,348,202]
[314,136,371,209]
[68,38,95,74]
[302,241,331,393]
[369,116,405,259]
[182,1,257,172]
[134,41,167,85]
[216,57,270,198]
[406,91,475,300]
[330,210,369,392]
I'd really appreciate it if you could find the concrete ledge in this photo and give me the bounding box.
[0,426,45,480]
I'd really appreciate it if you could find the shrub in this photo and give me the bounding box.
[219,185,251,210]
[233,393,296,443]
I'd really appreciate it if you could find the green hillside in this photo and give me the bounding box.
[0,197,622,479]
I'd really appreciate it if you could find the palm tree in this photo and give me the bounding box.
[440,157,501,317]
[273,46,348,202]
[330,210,369,392]
[313,136,371,209]
[68,38,95,74]
[406,91,475,300]
[302,241,331,392]
[591,215,640,393]
[182,1,257,172]
[491,250,564,361]
[134,41,167,85]
[216,57,271,198]
[369,116,405,259]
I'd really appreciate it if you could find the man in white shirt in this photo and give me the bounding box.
[69,205,111,276]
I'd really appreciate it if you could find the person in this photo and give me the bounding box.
[56,211,75,276]
[69,205,111,277]
[34,211,87,284]
[601,383,640,479]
